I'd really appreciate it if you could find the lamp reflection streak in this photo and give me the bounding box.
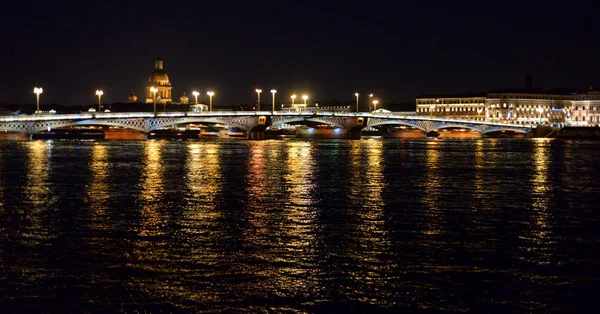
[244,141,269,236]
[86,143,110,231]
[23,141,53,238]
[178,142,225,304]
[263,141,317,296]
[348,140,392,304]
[18,141,53,283]
[422,141,442,236]
[518,138,555,265]
[133,141,167,262]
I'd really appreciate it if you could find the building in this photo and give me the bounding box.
[416,75,597,127]
[128,92,138,103]
[570,87,600,126]
[146,57,172,104]
[179,92,189,105]
[416,93,487,121]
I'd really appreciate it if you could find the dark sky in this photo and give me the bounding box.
[2,0,599,107]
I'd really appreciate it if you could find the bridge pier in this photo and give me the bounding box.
[247,131,265,140]
[0,133,31,141]
[105,130,148,140]
[346,130,362,139]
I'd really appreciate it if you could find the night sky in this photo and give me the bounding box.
[2,0,599,108]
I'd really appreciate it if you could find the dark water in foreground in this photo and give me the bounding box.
[0,139,599,313]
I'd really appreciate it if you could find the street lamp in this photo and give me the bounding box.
[255,89,262,111]
[192,90,199,104]
[355,93,359,112]
[373,100,379,111]
[207,91,214,111]
[33,87,43,114]
[96,90,103,112]
[271,89,277,112]
[291,94,296,111]
[368,93,373,111]
[302,95,308,111]
[150,86,158,113]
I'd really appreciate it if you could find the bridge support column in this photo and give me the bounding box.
[247,131,265,140]
[0,133,31,141]
[105,129,148,140]
[346,130,362,139]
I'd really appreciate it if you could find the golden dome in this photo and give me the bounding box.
[148,58,170,85]
[149,69,170,85]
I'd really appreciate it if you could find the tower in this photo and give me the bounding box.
[146,57,173,104]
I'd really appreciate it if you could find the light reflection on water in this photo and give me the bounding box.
[0,139,599,313]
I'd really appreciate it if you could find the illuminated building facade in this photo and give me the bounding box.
[416,94,487,121]
[416,75,598,127]
[146,58,172,104]
[570,89,600,126]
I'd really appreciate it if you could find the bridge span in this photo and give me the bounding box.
[0,111,534,139]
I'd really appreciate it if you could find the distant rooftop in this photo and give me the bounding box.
[416,92,487,99]
[488,87,580,95]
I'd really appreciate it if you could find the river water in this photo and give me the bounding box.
[0,139,598,313]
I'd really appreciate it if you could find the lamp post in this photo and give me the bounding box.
[271,89,277,112]
[373,100,379,111]
[207,91,214,111]
[192,91,199,104]
[536,106,543,124]
[150,87,158,114]
[368,93,373,111]
[255,89,262,111]
[291,94,296,111]
[33,87,43,114]
[355,93,359,112]
[302,95,308,111]
[96,90,103,112]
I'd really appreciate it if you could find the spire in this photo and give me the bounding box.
[155,57,163,70]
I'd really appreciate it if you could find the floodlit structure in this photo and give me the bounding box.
[145,57,172,105]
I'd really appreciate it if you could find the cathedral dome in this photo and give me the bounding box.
[149,69,170,85]
[148,57,171,85]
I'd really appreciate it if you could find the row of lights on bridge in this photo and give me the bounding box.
[30,87,380,114]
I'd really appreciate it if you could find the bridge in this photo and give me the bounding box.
[0,111,534,139]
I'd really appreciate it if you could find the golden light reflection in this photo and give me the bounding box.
[357,140,388,262]
[342,139,393,304]
[519,138,555,265]
[266,140,317,294]
[24,141,51,211]
[473,140,485,199]
[21,141,52,245]
[134,140,167,261]
[185,142,222,209]
[86,143,109,230]
[244,141,269,237]
[180,141,224,286]
[422,140,441,235]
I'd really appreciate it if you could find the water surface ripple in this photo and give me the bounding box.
[0,139,598,313]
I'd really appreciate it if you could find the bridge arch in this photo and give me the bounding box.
[270,116,346,129]
[147,117,249,132]
[366,120,429,132]
[481,127,529,135]
[432,123,484,133]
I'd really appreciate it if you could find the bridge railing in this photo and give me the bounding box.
[0,111,535,129]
